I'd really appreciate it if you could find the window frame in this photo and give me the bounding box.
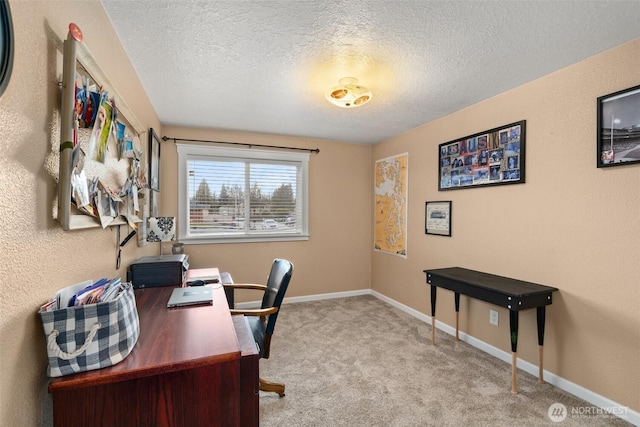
[177,143,309,244]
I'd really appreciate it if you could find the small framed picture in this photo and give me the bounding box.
[149,128,161,191]
[596,84,640,168]
[425,201,452,236]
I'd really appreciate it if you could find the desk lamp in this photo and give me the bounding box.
[146,216,176,255]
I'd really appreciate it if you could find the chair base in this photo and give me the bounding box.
[260,378,285,397]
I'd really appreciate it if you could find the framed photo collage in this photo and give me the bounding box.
[438,120,526,191]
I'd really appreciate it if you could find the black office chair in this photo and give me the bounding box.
[224,259,293,397]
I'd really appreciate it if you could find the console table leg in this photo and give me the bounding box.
[430,285,437,346]
[454,292,460,341]
[511,352,518,395]
[539,346,544,383]
[537,306,546,383]
[509,310,519,394]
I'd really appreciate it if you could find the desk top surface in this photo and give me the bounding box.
[49,285,239,391]
[425,267,558,296]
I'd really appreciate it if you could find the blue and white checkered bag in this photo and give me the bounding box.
[39,282,140,377]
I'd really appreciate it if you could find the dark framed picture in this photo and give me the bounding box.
[596,84,640,168]
[438,120,526,191]
[149,128,161,191]
[425,201,451,236]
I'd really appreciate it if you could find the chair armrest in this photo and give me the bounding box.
[223,283,267,291]
[230,306,278,317]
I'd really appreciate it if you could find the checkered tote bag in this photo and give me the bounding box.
[39,282,140,377]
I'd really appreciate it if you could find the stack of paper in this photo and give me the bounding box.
[39,277,125,312]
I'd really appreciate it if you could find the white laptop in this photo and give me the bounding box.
[167,286,213,308]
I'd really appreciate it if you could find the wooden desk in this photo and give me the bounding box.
[424,267,558,394]
[48,285,258,426]
[233,315,260,426]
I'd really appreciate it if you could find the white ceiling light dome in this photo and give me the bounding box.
[325,77,372,108]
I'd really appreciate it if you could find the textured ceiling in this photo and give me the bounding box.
[101,0,640,145]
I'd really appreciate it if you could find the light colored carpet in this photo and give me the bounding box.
[258,295,632,426]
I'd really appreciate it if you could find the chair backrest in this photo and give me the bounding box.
[261,259,293,335]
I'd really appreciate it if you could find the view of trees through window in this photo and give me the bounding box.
[188,159,299,233]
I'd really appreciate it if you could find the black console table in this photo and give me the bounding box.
[424,267,558,394]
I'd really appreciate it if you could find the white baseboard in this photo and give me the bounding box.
[369,289,639,427]
[236,289,638,425]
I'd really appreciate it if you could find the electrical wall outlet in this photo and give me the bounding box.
[490,310,499,326]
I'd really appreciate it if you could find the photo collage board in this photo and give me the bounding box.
[438,121,526,191]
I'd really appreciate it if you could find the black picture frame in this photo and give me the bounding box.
[425,201,451,236]
[0,0,14,98]
[149,128,161,192]
[596,84,640,168]
[438,120,526,191]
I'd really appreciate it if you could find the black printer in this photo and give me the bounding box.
[127,254,189,289]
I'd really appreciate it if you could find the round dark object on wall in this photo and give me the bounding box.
[0,0,14,97]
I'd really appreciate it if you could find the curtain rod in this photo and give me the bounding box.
[161,136,320,154]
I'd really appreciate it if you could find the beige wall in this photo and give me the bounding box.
[1,0,637,425]
[159,125,372,299]
[372,39,640,412]
[0,1,161,425]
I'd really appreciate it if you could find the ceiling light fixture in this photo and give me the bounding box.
[325,77,372,108]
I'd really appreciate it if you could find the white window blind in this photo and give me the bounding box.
[177,144,309,243]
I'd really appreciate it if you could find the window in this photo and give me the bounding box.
[177,144,309,243]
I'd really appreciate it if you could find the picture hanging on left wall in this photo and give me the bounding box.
[149,128,161,191]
